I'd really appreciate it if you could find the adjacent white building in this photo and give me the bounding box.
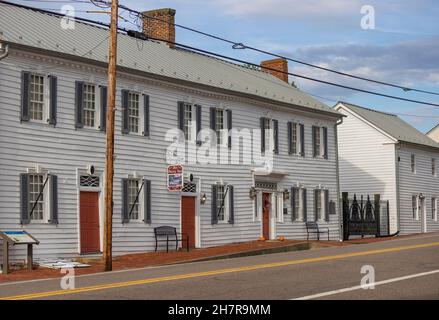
[0,3,343,261]
[336,102,439,235]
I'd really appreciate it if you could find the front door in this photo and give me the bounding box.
[80,192,100,254]
[181,196,196,249]
[262,193,271,240]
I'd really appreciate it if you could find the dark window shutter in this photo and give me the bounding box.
[300,124,305,157]
[302,188,307,222]
[49,174,59,225]
[75,81,84,128]
[260,117,266,153]
[121,90,129,134]
[48,75,57,126]
[121,178,129,223]
[228,185,234,224]
[195,104,202,145]
[323,126,328,159]
[312,126,317,158]
[210,107,216,131]
[324,189,330,222]
[178,101,185,131]
[273,119,279,154]
[21,71,31,122]
[314,189,319,221]
[287,122,293,155]
[143,94,150,136]
[291,187,297,222]
[20,173,30,224]
[100,86,107,132]
[211,185,218,225]
[227,109,232,149]
[144,179,151,224]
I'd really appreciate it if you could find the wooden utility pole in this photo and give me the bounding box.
[104,0,119,272]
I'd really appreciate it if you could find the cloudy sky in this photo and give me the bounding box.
[11,0,439,132]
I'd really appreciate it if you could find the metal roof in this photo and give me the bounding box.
[0,2,340,116]
[337,101,439,150]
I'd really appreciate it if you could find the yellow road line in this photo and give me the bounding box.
[2,241,439,300]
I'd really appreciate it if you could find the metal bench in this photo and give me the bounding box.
[305,222,329,241]
[154,226,189,252]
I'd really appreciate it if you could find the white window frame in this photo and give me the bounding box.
[216,184,230,223]
[290,122,303,156]
[432,197,437,221]
[29,73,49,123]
[315,188,327,221]
[215,108,229,146]
[127,91,142,134]
[183,103,197,142]
[127,177,145,222]
[412,195,419,220]
[263,118,276,153]
[411,154,416,173]
[293,187,305,221]
[27,169,51,224]
[82,83,101,129]
[274,192,284,223]
[254,191,262,222]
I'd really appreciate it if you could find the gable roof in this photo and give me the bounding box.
[0,2,340,117]
[336,101,439,149]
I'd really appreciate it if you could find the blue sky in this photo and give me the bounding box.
[11,0,439,132]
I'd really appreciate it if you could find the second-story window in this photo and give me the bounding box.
[29,74,45,121]
[216,108,225,145]
[260,117,279,154]
[83,84,96,127]
[312,126,328,159]
[184,103,193,141]
[128,92,140,133]
[411,154,416,173]
[432,158,436,176]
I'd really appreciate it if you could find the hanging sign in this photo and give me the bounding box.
[167,165,183,191]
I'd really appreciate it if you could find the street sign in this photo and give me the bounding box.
[167,165,183,191]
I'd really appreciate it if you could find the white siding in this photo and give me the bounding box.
[337,106,398,233]
[0,51,340,261]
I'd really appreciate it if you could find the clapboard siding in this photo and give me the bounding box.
[0,52,340,261]
[398,144,439,234]
[337,107,398,233]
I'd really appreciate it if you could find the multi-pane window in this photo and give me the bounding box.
[411,154,416,173]
[291,123,298,155]
[29,174,44,221]
[315,189,323,220]
[216,108,225,145]
[432,158,436,176]
[412,195,418,220]
[183,104,193,141]
[128,179,140,220]
[293,188,305,221]
[128,92,140,133]
[29,74,45,121]
[315,127,321,157]
[216,185,228,222]
[264,118,274,150]
[432,197,437,220]
[83,84,96,127]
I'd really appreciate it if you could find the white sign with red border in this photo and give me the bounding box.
[167,164,183,191]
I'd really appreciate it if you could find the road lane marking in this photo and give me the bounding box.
[2,241,439,300]
[293,269,439,300]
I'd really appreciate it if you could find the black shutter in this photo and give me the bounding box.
[21,71,31,122]
[273,119,279,154]
[178,101,185,131]
[287,122,293,155]
[48,75,57,126]
[195,104,202,145]
[324,189,330,222]
[323,127,328,159]
[121,178,129,223]
[300,124,305,157]
[314,189,319,221]
[211,185,218,225]
[144,179,151,224]
[20,173,30,225]
[291,187,296,222]
[303,188,307,222]
[312,126,317,158]
[210,107,216,131]
[100,86,107,131]
[75,81,84,128]
[227,109,232,149]
[228,185,234,224]
[143,94,150,136]
[121,90,129,134]
[260,117,266,153]
[49,174,58,225]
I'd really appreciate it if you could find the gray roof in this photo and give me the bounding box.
[338,101,439,149]
[0,2,340,116]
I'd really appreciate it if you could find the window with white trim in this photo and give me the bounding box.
[29,173,45,221]
[293,187,305,221]
[83,84,96,127]
[128,179,140,220]
[315,189,323,220]
[412,195,418,220]
[432,197,437,221]
[128,92,140,133]
[29,74,45,121]
[273,193,284,223]
[254,191,262,222]
[291,122,298,155]
[216,185,229,223]
[215,108,225,145]
[183,103,193,141]
[411,154,416,173]
[314,127,321,157]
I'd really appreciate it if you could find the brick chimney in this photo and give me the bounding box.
[260,58,289,83]
[142,8,176,48]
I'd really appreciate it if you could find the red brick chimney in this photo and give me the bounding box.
[142,8,176,48]
[260,58,289,83]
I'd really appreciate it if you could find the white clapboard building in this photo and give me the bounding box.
[336,102,439,235]
[0,2,343,261]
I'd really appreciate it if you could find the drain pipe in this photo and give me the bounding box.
[334,117,344,241]
[0,42,9,60]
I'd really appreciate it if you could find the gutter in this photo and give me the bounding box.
[334,117,343,241]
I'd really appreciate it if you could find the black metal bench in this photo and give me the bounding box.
[305,222,329,241]
[154,226,189,252]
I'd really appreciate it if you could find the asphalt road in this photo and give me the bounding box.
[1,233,439,300]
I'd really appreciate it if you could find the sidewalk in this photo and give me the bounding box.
[0,234,411,284]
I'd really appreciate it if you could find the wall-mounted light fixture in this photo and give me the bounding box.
[249,187,257,199]
[200,193,207,204]
[283,188,290,201]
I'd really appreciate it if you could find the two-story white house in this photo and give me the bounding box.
[0,2,343,261]
[336,102,439,235]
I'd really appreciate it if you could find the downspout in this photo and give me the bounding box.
[394,143,401,234]
[335,117,343,241]
[0,42,9,60]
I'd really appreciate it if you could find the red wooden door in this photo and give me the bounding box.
[181,196,196,249]
[262,193,271,240]
[80,192,100,254]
